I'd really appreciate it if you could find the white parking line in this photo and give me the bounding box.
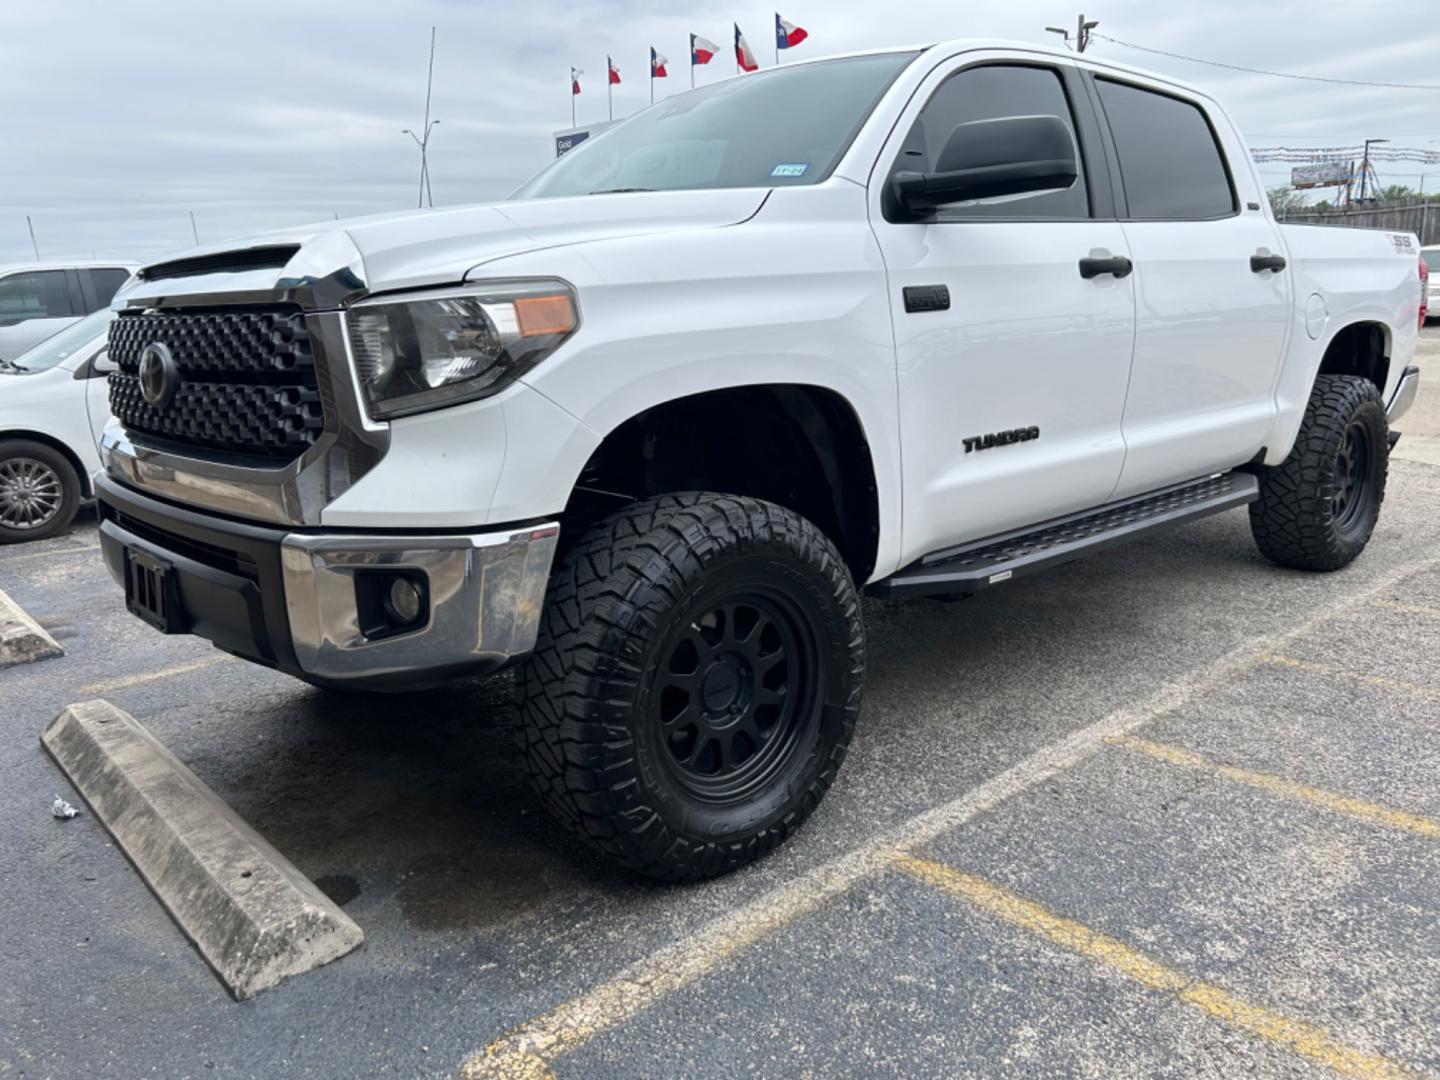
[0,542,102,566]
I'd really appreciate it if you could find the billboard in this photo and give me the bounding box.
[1291,160,1353,190]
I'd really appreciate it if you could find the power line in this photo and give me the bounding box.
[1092,35,1440,91]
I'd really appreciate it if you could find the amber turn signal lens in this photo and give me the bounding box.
[514,294,577,337]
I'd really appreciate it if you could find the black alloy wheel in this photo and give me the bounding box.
[655,588,822,805]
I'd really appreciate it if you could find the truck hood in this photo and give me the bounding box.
[348,188,768,291]
[119,189,769,307]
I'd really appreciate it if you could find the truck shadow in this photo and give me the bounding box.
[208,519,1257,937]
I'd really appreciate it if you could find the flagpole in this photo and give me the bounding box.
[607,55,613,121]
[570,68,575,128]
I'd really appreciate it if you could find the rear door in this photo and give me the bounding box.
[870,56,1137,559]
[1087,74,1291,498]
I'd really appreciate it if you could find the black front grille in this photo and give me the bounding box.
[109,306,326,460]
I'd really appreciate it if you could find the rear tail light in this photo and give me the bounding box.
[1421,256,1430,329]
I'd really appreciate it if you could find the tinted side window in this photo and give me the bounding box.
[0,270,74,322]
[1095,79,1235,219]
[89,268,131,308]
[893,64,1088,219]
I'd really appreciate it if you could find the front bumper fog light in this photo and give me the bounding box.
[386,577,424,625]
[354,569,429,639]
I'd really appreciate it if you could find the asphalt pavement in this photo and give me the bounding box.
[2,329,1438,1079]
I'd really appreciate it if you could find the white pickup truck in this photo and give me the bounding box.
[96,41,1423,881]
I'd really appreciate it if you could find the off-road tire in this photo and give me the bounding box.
[1249,374,1388,571]
[515,492,865,882]
[0,439,81,544]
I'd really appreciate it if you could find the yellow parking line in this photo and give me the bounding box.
[897,856,1411,1080]
[454,555,1440,1079]
[1262,654,1440,701]
[1373,599,1440,619]
[78,655,233,695]
[1113,736,1440,839]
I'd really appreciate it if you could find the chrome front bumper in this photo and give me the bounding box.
[279,525,559,685]
[1388,365,1420,425]
[96,474,558,689]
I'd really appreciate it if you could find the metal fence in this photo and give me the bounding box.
[1277,201,1439,246]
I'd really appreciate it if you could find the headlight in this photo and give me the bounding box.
[346,279,578,419]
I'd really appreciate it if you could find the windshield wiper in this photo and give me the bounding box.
[0,358,26,373]
[588,187,657,195]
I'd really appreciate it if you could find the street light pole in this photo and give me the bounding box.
[402,27,440,209]
[402,122,440,209]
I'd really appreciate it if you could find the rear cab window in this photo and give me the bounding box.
[1093,77,1236,219]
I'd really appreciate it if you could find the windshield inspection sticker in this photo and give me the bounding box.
[771,163,809,178]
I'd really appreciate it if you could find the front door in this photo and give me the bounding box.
[870,57,1137,561]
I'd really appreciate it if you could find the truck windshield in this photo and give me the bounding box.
[512,52,917,200]
[8,307,114,373]
[1425,250,1440,271]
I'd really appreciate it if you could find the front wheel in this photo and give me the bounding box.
[0,440,81,544]
[1249,374,1388,571]
[516,493,865,882]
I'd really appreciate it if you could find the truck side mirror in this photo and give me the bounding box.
[892,114,1078,217]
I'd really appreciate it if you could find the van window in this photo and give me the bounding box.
[0,270,74,322]
[89,268,132,308]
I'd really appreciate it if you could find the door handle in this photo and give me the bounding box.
[1079,255,1133,279]
[1250,252,1287,273]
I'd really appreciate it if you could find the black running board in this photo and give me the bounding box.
[869,471,1259,599]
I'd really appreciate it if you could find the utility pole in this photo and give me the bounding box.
[1045,14,1097,52]
[189,210,200,246]
[26,215,39,260]
[402,27,439,209]
[1359,138,1387,203]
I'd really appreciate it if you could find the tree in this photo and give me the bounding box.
[1267,186,1308,216]
[1376,184,1416,203]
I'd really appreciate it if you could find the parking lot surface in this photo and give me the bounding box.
[3,331,1438,1079]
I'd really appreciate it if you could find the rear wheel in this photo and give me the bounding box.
[1249,374,1388,571]
[0,440,81,544]
[515,492,864,882]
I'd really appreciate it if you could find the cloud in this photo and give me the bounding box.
[2,0,1436,262]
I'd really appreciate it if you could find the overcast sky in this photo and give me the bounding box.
[3,0,1437,264]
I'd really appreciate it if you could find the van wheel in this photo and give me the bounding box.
[516,493,864,882]
[1249,374,1388,571]
[0,440,81,544]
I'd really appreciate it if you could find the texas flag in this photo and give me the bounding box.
[571,66,582,95]
[691,33,719,66]
[734,23,758,72]
[651,47,668,78]
[608,56,621,84]
[776,13,808,50]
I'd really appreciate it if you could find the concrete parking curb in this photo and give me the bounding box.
[42,699,363,999]
[0,586,63,669]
